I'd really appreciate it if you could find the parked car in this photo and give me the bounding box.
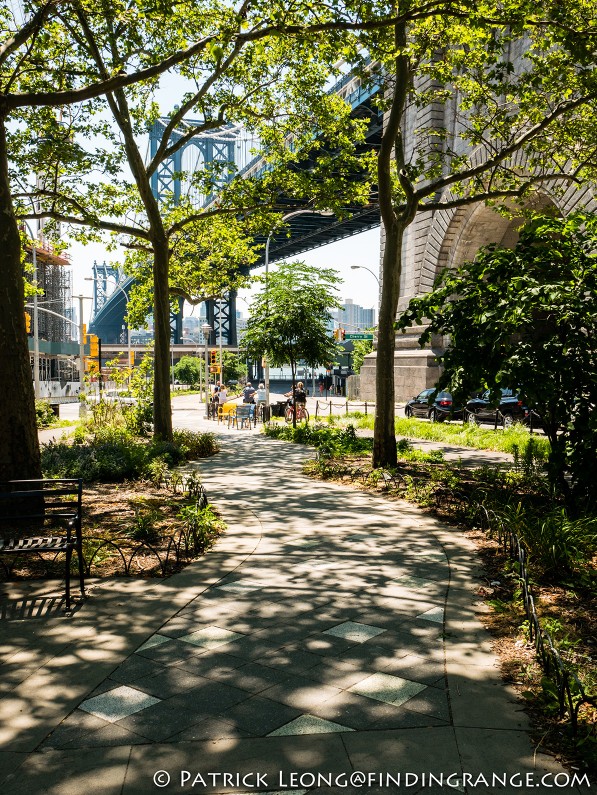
[465,388,527,427]
[404,389,463,422]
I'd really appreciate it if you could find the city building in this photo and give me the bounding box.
[24,237,80,394]
[331,299,375,332]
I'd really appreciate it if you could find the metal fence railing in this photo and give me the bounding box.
[473,504,596,733]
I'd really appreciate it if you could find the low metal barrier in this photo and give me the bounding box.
[473,504,596,733]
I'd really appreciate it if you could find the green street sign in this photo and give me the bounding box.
[344,333,374,340]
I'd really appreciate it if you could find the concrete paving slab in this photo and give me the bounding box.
[124,733,352,794]
[3,745,132,795]
[1,407,581,793]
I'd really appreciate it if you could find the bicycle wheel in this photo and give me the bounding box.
[284,407,294,423]
[298,406,309,422]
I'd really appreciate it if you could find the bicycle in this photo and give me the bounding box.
[284,401,309,423]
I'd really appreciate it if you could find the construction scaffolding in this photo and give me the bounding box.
[25,241,78,387]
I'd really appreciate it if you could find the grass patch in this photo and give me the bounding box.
[349,412,550,458]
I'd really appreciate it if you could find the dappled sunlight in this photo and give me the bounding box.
[1,418,571,791]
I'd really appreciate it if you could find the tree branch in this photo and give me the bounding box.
[421,172,581,212]
[20,211,151,240]
[0,1,55,68]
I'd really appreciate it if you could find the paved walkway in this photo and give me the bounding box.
[2,404,587,794]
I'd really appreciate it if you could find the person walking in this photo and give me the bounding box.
[243,382,256,404]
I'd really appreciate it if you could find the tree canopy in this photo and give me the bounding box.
[341,0,597,467]
[397,213,597,510]
[242,261,341,422]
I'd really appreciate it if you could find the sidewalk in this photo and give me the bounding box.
[2,404,586,794]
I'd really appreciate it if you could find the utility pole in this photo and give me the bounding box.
[78,295,85,399]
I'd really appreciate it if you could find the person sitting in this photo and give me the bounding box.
[255,383,266,406]
[243,382,256,403]
[285,381,307,406]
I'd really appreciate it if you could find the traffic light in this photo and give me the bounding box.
[129,350,135,366]
[333,329,339,340]
[89,334,99,358]
[24,312,31,333]
[339,328,345,341]
[210,350,217,366]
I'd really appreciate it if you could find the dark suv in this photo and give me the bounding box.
[405,389,463,422]
[465,388,528,427]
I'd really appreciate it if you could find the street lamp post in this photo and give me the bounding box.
[350,264,380,285]
[263,208,334,407]
[202,322,212,418]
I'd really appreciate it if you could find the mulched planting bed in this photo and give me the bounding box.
[0,480,223,581]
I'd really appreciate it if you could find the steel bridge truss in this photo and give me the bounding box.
[149,119,241,344]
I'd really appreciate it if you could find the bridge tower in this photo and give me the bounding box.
[149,119,239,345]
[91,260,120,318]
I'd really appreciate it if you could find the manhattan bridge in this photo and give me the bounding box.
[89,68,382,348]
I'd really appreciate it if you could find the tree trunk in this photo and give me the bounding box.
[152,238,173,441]
[372,220,404,468]
[0,118,42,480]
[372,15,412,469]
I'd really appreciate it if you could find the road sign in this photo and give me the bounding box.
[344,333,374,340]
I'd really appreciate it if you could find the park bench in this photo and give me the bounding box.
[0,478,85,609]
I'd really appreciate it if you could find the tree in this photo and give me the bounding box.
[221,351,247,385]
[351,1,597,467]
[173,356,201,386]
[20,1,372,446]
[242,261,341,425]
[352,335,374,374]
[397,213,597,511]
[1,0,288,477]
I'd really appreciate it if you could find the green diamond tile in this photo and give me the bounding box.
[417,607,444,623]
[323,621,385,643]
[349,672,427,706]
[79,685,160,723]
[268,714,355,736]
[179,626,245,648]
[136,634,171,652]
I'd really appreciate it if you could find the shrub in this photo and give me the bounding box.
[41,426,220,483]
[178,503,224,553]
[500,504,597,575]
[41,437,150,482]
[125,509,161,544]
[172,429,219,459]
[36,400,56,428]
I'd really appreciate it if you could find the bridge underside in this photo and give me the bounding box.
[90,75,382,346]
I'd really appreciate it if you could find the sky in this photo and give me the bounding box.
[69,225,382,325]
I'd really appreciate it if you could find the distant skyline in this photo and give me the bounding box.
[70,225,382,326]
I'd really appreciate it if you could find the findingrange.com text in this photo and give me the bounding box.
[153,770,592,789]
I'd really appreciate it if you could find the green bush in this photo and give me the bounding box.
[178,503,224,553]
[264,422,372,457]
[172,429,219,459]
[36,400,56,428]
[41,428,219,483]
[499,504,597,575]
